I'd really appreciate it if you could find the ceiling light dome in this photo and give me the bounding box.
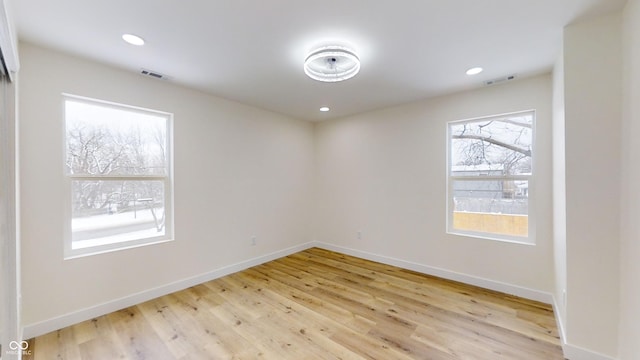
[466,67,483,75]
[304,46,360,82]
[122,33,145,46]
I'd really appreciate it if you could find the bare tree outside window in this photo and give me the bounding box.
[64,96,172,257]
[448,111,534,242]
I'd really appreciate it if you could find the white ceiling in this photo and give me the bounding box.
[13,0,626,121]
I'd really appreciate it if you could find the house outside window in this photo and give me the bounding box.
[63,94,173,258]
[447,110,534,244]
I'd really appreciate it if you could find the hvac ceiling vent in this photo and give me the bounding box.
[484,74,517,86]
[140,68,168,80]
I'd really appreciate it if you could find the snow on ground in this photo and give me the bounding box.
[71,208,165,249]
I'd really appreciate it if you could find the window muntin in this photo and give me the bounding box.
[64,95,173,258]
[447,110,534,244]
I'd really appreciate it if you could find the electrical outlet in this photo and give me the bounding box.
[357,231,362,239]
[251,236,256,246]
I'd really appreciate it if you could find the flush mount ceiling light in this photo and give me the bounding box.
[466,67,484,75]
[304,46,360,82]
[122,33,145,46]
[319,106,330,112]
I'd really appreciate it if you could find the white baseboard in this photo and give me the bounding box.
[22,241,316,339]
[314,242,553,303]
[551,297,618,360]
[563,343,617,360]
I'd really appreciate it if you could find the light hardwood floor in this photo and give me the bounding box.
[27,248,565,359]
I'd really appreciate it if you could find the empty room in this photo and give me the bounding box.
[1,0,639,359]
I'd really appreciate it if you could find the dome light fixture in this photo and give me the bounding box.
[466,67,483,76]
[122,33,145,46]
[304,46,360,82]
[319,106,330,112]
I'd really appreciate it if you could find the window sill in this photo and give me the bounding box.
[64,237,173,260]
[447,230,535,246]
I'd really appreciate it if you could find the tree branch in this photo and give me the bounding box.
[494,118,532,128]
[452,134,531,157]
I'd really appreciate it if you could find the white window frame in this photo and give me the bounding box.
[63,94,174,259]
[446,110,536,245]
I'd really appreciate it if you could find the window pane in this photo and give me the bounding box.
[65,99,167,176]
[452,179,528,237]
[71,180,166,249]
[450,113,533,176]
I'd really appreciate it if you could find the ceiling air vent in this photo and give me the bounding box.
[140,68,168,80]
[484,74,517,86]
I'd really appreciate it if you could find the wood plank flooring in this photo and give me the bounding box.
[28,248,565,359]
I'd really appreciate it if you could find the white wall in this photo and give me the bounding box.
[0,0,20,356]
[315,74,554,294]
[551,48,567,337]
[619,0,640,358]
[563,13,622,358]
[0,63,19,359]
[19,43,315,336]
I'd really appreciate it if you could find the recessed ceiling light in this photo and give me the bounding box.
[319,106,330,112]
[466,67,483,76]
[304,46,360,82]
[122,34,145,46]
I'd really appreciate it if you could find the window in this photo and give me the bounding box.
[447,110,534,244]
[64,95,173,258]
